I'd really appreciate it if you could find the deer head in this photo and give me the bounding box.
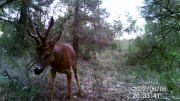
[27,17,62,75]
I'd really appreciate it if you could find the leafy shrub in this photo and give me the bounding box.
[0,78,40,101]
[158,70,180,97]
[125,51,143,66]
[0,55,43,101]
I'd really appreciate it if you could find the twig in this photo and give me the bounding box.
[26,57,36,69]
[92,69,101,95]
[0,17,13,23]
[40,66,49,80]
[27,61,36,71]
[93,70,99,85]
[154,0,180,17]
[4,68,16,83]
[0,17,27,29]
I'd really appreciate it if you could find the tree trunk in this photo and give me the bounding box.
[16,1,28,43]
[73,0,80,58]
[14,1,28,56]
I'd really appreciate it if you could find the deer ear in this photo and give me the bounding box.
[48,31,62,47]
[52,31,62,43]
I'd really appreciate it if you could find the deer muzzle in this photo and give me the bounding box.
[34,68,43,75]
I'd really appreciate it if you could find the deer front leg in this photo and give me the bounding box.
[67,71,73,101]
[50,68,56,101]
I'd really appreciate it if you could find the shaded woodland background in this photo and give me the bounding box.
[1,0,180,100]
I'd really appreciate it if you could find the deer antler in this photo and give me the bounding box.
[40,17,54,47]
[27,17,43,46]
[27,29,41,46]
[27,17,54,47]
[27,17,41,46]
[44,17,54,39]
[28,17,38,36]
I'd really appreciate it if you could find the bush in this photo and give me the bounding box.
[125,51,144,66]
[0,55,43,101]
[158,70,180,97]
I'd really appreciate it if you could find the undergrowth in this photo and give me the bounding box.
[0,54,45,101]
[101,47,180,100]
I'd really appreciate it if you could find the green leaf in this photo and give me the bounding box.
[22,86,28,91]
[17,59,21,64]
[20,94,27,99]
[0,76,4,82]
[30,96,35,101]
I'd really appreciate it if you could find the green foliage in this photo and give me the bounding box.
[109,41,118,51]
[157,70,180,97]
[122,66,158,84]
[0,80,40,101]
[112,19,123,37]
[0,54,44,101]
[0,34,33,57]
[124,12,138,35]
[56,9,74,31]
[125,52,139,66]
[120,0,180,99]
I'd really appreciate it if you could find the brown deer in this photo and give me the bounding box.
[27,17,82,101]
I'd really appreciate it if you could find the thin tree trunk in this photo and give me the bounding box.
[14,1,28,56]
[17,1,28,40]
[73,0,80,58]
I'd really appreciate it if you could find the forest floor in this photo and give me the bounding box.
[33,54,134,101]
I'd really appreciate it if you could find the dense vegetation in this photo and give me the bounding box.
[0,0,180,100]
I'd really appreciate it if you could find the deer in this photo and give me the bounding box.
[27,17,82,101]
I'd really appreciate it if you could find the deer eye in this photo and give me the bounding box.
[44,54,50,59]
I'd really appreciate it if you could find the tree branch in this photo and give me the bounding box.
[154,0,180,17]
[0,17,13,23]
[0,17,27,29]
[141,18,180,60]
[4,68,17,83]
[0,0,16,9]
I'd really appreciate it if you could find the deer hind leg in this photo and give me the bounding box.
[50,68,56,101]
[72,60,82,96]
[67,71,73,101]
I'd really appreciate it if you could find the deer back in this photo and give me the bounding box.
[49,43,76,73]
